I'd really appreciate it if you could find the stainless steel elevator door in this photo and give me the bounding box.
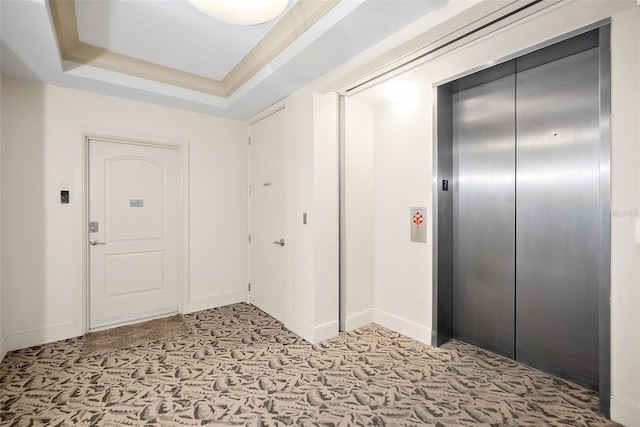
[515,48,600,389]
[452,75,516,358]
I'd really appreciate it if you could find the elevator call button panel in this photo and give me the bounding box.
[410,207,427,243]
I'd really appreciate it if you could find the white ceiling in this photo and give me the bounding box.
[1,0,445,120]
[75,0,290,80]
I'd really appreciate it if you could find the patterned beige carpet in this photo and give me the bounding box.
[0,303,617,426]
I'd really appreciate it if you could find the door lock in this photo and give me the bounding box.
[273,239,285,247]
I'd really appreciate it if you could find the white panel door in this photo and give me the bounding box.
[249,109,287,322]
[89,139,179,329]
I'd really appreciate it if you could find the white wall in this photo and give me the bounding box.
[287,88,315,340]
[610,8,640,426]
[345,2,639,425]
[342,85,434,344]
[285,88,339,343]
[1,78,248,352]
[343,90,433,343]
[0,2,4,361]
[0,72,4,360]
[342,97,375,330]
[372,89,432,343]
[312,92,339,336]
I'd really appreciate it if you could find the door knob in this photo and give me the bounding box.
[273,239,285,247]
[89,239,106,245]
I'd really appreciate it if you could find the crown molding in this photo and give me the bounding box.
[48,0,340,98]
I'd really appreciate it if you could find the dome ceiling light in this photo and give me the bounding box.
[188,0,289,26]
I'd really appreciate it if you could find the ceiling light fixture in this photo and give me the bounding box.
[188,0,289,26]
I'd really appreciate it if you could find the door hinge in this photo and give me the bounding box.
[248,137,252,146]
[248,282,251,291]
[248,185,251,195]
[248,234,251,243]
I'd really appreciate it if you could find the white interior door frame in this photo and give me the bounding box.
[247,100,291,326]
[82,133,190,334]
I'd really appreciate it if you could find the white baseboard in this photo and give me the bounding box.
[4,322,77,353]
[346,309,374,331]
[285,316,339,344]
[1,335,7,361]
[611,396,640,427]
[313,321,339,343]
[373,309,431,345]
[285,315,314,343]
[187,290,247,313]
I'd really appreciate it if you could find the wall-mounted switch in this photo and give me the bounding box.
[60,190,69,204]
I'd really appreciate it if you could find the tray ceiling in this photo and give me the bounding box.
[1,0,444,120]
[74,0,285,81]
